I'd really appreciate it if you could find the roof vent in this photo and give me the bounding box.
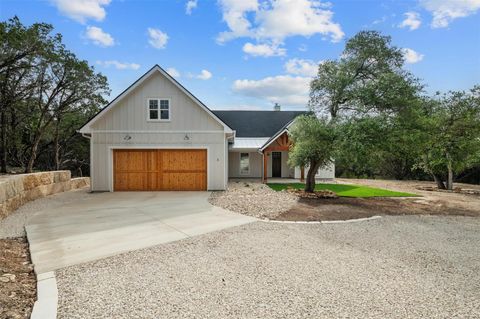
[274,103,281,111]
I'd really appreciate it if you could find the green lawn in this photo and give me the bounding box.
[267,183,418,198]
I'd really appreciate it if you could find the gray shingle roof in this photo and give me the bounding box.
[212,110,307,137]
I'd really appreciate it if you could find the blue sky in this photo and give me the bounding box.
[1,0,479,110]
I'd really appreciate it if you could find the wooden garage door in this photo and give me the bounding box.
[113,149,207,191]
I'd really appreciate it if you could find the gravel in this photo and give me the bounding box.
[209,181,297,219]
[57,215,480,319]
[0,188,90,239]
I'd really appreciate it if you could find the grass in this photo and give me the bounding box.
[267,183,418,198]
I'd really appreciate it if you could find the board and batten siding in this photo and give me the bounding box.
[89,72,227,191]
[228,151,294,178]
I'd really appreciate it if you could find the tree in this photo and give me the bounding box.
[0,17,55,172]
[415,87,480,190]
[309,31,421,119]
[24,47,108,172]
[335,116,386,178]
[288,115,337,192]
[0,17,109,174]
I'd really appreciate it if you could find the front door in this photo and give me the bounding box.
[272,152,282,177]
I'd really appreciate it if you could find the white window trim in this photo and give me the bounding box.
[239,152,250,175]
[147,98,171,122]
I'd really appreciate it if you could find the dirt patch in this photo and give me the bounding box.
[278,196,479,221]
[0,237,36,319]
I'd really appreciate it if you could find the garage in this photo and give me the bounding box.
[113,149,207,191]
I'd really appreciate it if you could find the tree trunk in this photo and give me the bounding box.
[447,159,453,191]
[433,174,446,190]
[54,117,61,170]
[0,105,7,173]
[0,69,9,173]
[25,135,41,173]
[305,161,321,193]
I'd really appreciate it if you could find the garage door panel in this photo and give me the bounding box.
[114,149,206,191]
[162,172,206,191]
[115,173,149,191]
[162,150,206,171]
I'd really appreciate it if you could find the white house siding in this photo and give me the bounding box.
[228,151,263,178]
[89,72,227,191]
[294,162,335,179]
[228,151,294,179]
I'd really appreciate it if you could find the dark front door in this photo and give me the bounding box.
[272,152,282,177]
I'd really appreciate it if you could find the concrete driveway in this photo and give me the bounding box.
[25,191,256,274]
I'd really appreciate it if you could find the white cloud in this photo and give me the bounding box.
[217,0,259,43]
[51,0,110,23]
[186,0,198,14]
[148,28,169,49]
[188,69,212,80]
[196,69,212,80]
[166,67,181,78]
[96,60,140,70]
[242,42,286,57]
[421,0,480,28]
[85,26,114,47]
[233,75,311,106]
[284,58,320,77]
[399,11,421,30]
[217,0,344,44]
[402,48,424,64]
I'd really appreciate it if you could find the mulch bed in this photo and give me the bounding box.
[0,237,36,319]
[276,197,479,222]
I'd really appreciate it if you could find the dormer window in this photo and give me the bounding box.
[148,98,170,121]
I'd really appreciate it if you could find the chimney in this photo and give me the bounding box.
[274,103,281,111]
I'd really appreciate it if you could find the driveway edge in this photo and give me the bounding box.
[30,271,58,319]
[263,215,382,224]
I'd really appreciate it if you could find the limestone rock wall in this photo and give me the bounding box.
[0,171,90,220]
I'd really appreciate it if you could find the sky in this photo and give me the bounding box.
[1,0,480,111]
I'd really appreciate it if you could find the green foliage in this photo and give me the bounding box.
[0,16,109,174]
[267,183,418,198]
[287,114,337,192]
[414,87,480,186]
[309,30,422,118]
[288,114,337,168]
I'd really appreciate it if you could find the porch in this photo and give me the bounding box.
[226,132,305,183]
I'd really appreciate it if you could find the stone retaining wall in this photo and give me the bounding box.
[0,171,90,220]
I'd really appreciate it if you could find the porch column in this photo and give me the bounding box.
[300,166,305,182]
[263,151,268,183]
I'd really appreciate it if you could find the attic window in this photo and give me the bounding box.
[148,98,170,121]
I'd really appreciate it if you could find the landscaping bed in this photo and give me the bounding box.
[209,181,297,219]
[278,196,479,221]
[268,182,418,197]
[0,237,36,319]
[211,181,479,221]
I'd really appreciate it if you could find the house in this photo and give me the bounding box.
[79,65,334,191]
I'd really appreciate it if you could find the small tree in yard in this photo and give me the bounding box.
[416,86,480,190]
[288,115,337,193]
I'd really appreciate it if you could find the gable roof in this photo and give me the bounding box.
[79,65,233,134]
[212,110,306,138]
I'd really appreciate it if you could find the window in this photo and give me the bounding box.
[148,98,170,121]
[240,153,250,175]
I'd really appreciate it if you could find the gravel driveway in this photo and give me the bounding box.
[56,215,480,318]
